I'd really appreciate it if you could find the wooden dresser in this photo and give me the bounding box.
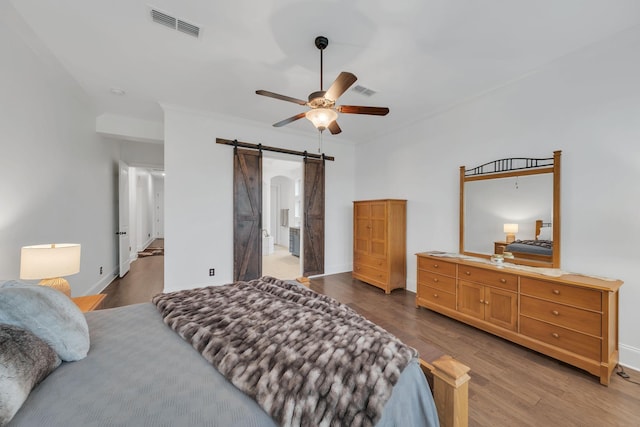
[353,199,406,294]
[416,252,622,385]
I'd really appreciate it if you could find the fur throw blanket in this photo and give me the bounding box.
[152,276,417,427]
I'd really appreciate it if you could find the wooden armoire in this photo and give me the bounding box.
[352,199,407,294]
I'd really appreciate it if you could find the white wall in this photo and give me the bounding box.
[0,7,120,296]
[163,106,356,291]
[355,26,640,368]
[120,140,164,168]
[271,176,294,247]
[135,170,155,251]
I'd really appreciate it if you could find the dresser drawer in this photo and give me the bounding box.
[417,270,456,293]
[521,278,601,311]
[418,284,456,310]
[354,253,387,269]
[458,265,517,291]
[521,296,601,336]
[417,257,456,276]
[353,263,389,285]
[520,316,600,361]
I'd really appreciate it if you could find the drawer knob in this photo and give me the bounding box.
[433,264,439,268]
[552,333,560,339]
[465,271,471,276]
[433,294,439,298]
[485,300,489,305]
[433,278,439,283]
[552,310,559,316]
[499,278,507,284]
[479,299,484,304]
[553,289,560,295]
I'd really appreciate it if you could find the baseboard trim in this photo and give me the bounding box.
[322,263,352,276]
[619,343,640,372]
[86,265,119,295]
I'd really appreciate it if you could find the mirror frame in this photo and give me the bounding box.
[459,150,561,268]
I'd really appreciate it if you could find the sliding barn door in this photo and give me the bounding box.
[233,148,262,281]
[303,157,325,276]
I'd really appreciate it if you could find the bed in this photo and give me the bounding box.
[505,219,553,264]
[1,277,470,427]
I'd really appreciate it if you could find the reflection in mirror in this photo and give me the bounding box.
[460,151,561,268]
[464,174,553,255]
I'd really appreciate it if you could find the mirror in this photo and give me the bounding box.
[459,151,561,268]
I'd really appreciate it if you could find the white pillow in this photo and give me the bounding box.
[0,280,89,361]
[537,225,552,241]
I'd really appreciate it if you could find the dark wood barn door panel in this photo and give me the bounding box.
[233,148,262,281]
[303,157,325,276]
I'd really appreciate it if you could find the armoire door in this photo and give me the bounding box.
[369,201,387,258]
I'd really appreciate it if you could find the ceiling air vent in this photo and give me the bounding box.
[352,85,377,97]
[150,8,200,38]
[177,20,200,38]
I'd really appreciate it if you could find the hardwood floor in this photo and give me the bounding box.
[101,239,164,309]
[311,274,640,427]
[102,262,640,426]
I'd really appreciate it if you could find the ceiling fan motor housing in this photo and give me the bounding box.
[308,91,334,108]
[315,36,329,50]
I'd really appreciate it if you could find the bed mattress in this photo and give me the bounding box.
[9,302,439,427]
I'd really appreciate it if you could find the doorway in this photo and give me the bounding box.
[117,163,165,277]
[262,156,302,279]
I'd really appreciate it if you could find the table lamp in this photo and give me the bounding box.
[20,243,81,297]
[503,224,519,244]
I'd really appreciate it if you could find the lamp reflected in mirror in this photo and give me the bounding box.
[503,223,519,243]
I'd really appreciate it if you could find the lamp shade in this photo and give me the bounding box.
[503,224,519,234]
[20,244,81,280]
[305,108,338,131]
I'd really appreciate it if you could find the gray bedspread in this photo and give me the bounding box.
[506,239,552,256]
[9,302,439,427]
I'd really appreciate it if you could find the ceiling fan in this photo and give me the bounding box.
[256,36,389,135]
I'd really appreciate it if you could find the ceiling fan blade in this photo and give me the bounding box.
[328,121,342,135]
[337,105,390,116]
[325,72,357,101]
[273,112,306,127]
[256,90,307,106]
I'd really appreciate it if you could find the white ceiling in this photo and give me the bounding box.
[9,0,640,143]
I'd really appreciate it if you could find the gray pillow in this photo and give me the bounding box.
[0,280,89,361]
[0,324,61,426]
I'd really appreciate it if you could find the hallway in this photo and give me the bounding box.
[102,239,164,308]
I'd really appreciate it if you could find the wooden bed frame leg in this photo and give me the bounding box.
[420,356,471,427]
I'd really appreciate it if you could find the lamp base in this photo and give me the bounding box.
[39,277,71,297]
[505,233,516,244]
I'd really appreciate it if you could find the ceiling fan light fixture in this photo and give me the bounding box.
[305,108,338,131]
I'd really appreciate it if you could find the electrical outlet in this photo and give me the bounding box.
[99,266,103,275]
[209,268,215,276]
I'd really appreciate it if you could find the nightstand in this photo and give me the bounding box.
[72,294,107,313]
[494,241,508,255]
